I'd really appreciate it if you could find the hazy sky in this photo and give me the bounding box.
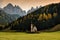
[0,0,60,11]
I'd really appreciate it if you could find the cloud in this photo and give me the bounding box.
[0,0,3,7]
[1,0,60,11]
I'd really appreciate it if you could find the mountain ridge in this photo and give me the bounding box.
[1,3,60,32]
[3,3,27,16]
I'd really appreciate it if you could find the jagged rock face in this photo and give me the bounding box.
[3,3,27,16]
[27,6,40,13]
[27,6,42,14]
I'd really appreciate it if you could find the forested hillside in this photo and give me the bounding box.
[1,3,60,32]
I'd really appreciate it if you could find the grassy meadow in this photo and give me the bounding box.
[0,31,60,40]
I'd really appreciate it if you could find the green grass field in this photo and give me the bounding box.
[0,31,60,40]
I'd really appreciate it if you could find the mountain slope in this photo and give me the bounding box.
[4,3,60,31]
[0,10,20,27]
[49,24,60,31]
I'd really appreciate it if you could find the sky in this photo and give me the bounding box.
[0,0,60,11]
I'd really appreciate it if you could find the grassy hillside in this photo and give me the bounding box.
[0,31,60,40]
[50,24,60,31]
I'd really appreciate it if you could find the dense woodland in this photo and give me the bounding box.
[0,3,60,32]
